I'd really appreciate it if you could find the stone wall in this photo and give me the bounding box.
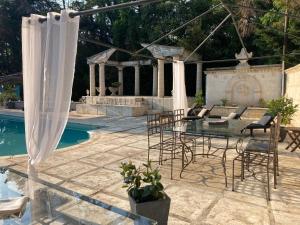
[83,96,195,113]
[205,64,282,106]
[285,64,300,126]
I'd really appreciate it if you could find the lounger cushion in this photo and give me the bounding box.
[198,108,208,118]
[256,115,272,126]
[187,106,201,116]
[235,106,247,116]
[228,112,237,119]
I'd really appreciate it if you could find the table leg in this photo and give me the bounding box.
[221,137,229,187]
[179,133,193,178]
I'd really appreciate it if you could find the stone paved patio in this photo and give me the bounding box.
[1,111,300,225]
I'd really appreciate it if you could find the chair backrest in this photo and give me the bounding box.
[173,109,184,122]
[188,105,202,116]
[147,113,161,136]
[205,104,215,112]
[268,114,281,154]
[234,106,247,118]
[257,114,273,126]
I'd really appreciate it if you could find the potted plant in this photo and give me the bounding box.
[109,82,121,96]
[194,90,205,107]
[120,161,170,225]
[267,96,298,141]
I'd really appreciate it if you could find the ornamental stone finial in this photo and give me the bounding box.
[235,48,253,68]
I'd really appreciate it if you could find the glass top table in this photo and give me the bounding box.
[0,167,157,225]
[172,119,251,137]
[166,119,251,187]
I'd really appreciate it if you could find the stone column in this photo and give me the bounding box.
[134,65,140,96]
[157,59,165,98]
[117,66,124,95]
[196,62,203,92]
[152,65,158,96]
[89,64,96,96]
[99,63,105,96]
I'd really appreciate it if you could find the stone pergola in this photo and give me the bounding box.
[87,44,202,97]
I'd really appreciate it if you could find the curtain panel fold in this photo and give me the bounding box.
[22,10,80,165]
[173,60,188,116]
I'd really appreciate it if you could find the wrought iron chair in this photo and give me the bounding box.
[232,114,281,200]
[147,110,195,179]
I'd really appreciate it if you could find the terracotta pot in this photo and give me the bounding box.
[129,194,170,225]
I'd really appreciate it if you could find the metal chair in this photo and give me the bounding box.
[147,111,182,179]
[232,114,281,200]
[147,110,195,179]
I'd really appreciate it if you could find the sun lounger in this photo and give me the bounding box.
[209,106,247,120]
[245,113,274,136]
[0,196,29,218]
[183,105,215,121]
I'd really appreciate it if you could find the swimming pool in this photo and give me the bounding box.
[0,115,101,156]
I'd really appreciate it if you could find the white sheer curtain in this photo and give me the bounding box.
[173,60,188,115]
[22,10,80,166]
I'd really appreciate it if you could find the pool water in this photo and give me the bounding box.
[0,115,101,156]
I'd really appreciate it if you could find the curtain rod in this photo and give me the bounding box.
[38,0,163,23]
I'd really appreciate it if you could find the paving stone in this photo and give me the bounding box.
[200,196,270,225]
[45,161,98,180]
[70,168,120,190]
[79,152,125,167]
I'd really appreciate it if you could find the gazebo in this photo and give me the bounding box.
[87,44,202,98]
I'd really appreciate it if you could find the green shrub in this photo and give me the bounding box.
[258,98,268,108]
[194,90,204,107]
[120,161,164,203]
[220,98,228,106]
[0,91,18,106]
[267,97,298,125]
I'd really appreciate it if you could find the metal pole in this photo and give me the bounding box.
[39,0,163,22]
[79,37,174,63]
[134,3,222,54]
[281,0,289,96]
[221,1,248,60]
[184,14,231,62]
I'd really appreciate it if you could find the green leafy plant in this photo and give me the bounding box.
[220,98,228,106]
[0,85,18,106]
[111,82,121,88]
[120,161,164,203]
[258,98,268,108]
[267,97,298,125]
[194,90,204,107]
